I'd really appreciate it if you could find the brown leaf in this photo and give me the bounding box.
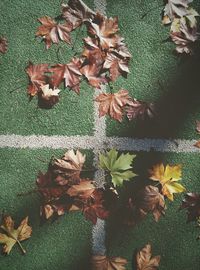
[126,99,155,121]
[88,13,119,50]
[67,179,95,198]
[36,16,72,49]
[136,244,160,270]
[26,62,49,96]
[49,58,82,93]
[0,215,32,254]
[40,84,60,107]
[92,255,127,270]
[62,0,96,29]
[195,120,200,134]
[0,37,8,54]
[52,149,86,185]
[194,141,200,148]
[82,41,106,67]
[180,192,200,222]
[95,89,132,122]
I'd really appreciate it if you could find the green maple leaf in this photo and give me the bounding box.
[99,149,137,187]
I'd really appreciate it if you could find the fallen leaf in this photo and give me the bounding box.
[67,179,95,198]
[136,244,160,270]
[49,58,82,93]
[62,0,96,29]
[0,37,8,54]
[95,89,133,122]
[149,163,186,201]
[195,120,200,134]
[0,215,32,255]
[99,149,136,187]
[36,16,72,49]
[40,84,60,107]
[92,255,127,270]
[126,99,155,121]
[194,141,200,148]
[180,193,200,222]
[52,149,86,185]
[26,62,49,96]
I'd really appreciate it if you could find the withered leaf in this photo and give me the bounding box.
[26,62,49,96]
[62,0,96,29]
[196,120,200,134]
[0,37,8,54]
[92,255,127,270]
[0,215,32,255]
[49,58,82,93]
[67,179,95,199]
[136,244,160,270]
[40,84,60,107]
[126,99,155,121]
[52,149,86,185]
[95,89,132,122]
[36,16,72,49]
[194,141,200,148]
[180,193,200,222]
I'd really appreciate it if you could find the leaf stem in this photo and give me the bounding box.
[17,189,38,197]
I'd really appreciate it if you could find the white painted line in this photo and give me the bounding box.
[0,135,200,153]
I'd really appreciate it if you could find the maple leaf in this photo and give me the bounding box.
[88,13,119,50]
[149,163,186,201]
[170,15,198,54]
[49,58,82,93]
[52,149,86,185]
[0,215,32,255]
[0,37,8,54]
[36,16,72,49]
[126,99,155,121]
[92,255,127,270]
[26,62,49,96]
[103,52,130,81]
[99,149,136,187]
[162,0,193,24]
[82,40,106,67]
[67,179,95,198]
[95,89,133,122]
[136,244,160,270]
[180,193,200,222]
[40,84,60,107]
[61,0,96,29]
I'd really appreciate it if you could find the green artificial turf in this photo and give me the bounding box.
[106,0,200,139]
[106,152,200,270]
[0,148,94,270]
[0,0,94,136]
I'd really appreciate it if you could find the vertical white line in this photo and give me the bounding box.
[92,0,107,256]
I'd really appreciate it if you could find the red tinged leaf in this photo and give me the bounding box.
[0,37,8,54]
[95,89,132,122]
[82,42,106,67]
[49,58,82,93]
[180,193,200,222]
[126,99,155,121]
[62,0,96,29]
[136,244,161,270]
[88,13,119,50]
[92,255,127,270]
[40,84,60,107]
[36,16,72,49]
[196,120,200,134]
[67,179,95,199]
[194,141,200,148]
[25,62,49,96]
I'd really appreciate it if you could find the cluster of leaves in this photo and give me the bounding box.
[0,214,32,255]
[162,0,199,54]
[0,37,8,54]
[36,149,114,224]
[92,243,160,270]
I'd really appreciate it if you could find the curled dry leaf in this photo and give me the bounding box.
[49,58,82,93]
[0,215,32,255]
[149,163,186,201]
[67,179,95,198]
[162,0,193,24]
[36,16,72,49]
[0,37,8,54]
[195,120,200,134]
[40,84,60,107]
[126,99,155,121]
[92,255,127,270]
[52,149,86,185]
[180,192,200,222]
[95,89,133,122]
[136,244,160,270]
[26,62,49,96]
[62,0,96,29]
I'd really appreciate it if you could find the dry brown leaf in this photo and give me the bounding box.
[92,255,127,270]
[95,89,132,122]
[126,99,155,121]
[67,179,95,198]
[40,84,60,107]
[0,37,8,54]
[136,244,160,270]
[194,141,200,148]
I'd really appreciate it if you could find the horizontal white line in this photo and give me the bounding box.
[0,135,200,153]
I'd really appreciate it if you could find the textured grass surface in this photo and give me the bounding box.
[0,0,94,136]
[106,0,200,139]
[0,148,93,270]
[106,152,200,270]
